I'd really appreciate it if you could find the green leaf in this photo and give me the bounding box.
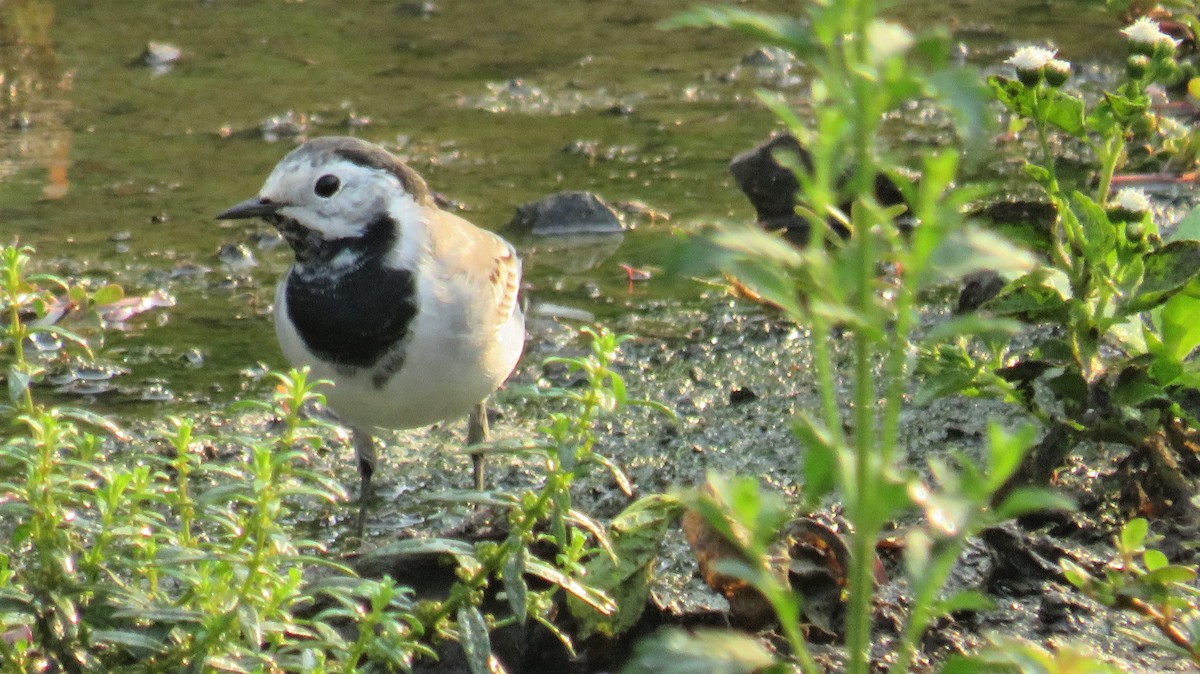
[793,415,839,505]
[621,628,778,674]
[1022,163,1054,191]
[921,315,1023,345]
[526,557,615,615]
[567,494,681,638]
[1143,548,1168,572]
[983,270,1072,322]
[926,66,992,159]
[1060,558,1092,589]
[672,225,803,275]
[456,605,492,674]
[1169,205,1200,242]
[1111,366,1166,408]
[92,283,125,306]
[934,590,996,616]
[238,604,262,649]
[503,545,528,625]
[1121,518,1149,553]
[365,537,477,564]
[669,225,805,316]
[994,487,1075,519]
[29,324,93,356]
[1069,192,1115,266]
[988,75,1034,118]
[986,76,1085,137]
[90,629,168,654]
[1123,240,1200,313]
[7,367,31,404]
[915,365,979,406]
[923,225,1037,287]
[985,423,1038,491]
[1144,565,1198,585]
[1043,88,1087,138]
[1155,291,1200,362]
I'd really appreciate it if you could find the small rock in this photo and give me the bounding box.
[729,386,758,405]
[1036,587,1090,635]
[740,46,792,68]
[250,230,285,250]
[182,348,205,369]
[562,139,599,157]
[217,242,256,271]
[956,270,1006,313]
[344,112,372,129]
[142,41,181,67]
[981,522,1070,596]
[507,191,625,236]
[395,1,437,17]
[260,111,307,142]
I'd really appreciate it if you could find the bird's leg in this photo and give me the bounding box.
[352,429,377,535]
[467,401,489,491]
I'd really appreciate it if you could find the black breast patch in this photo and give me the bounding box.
[285,258,418,371]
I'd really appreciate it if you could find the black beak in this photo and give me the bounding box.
[215,197,280,220]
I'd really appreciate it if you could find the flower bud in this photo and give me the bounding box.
[1045,59,1071,87]
[1125,220,1144,242]
[1107,187,1151,223]
[1153,37,1178,60]
[1127,54,1150,79]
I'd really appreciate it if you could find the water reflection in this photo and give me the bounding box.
[1,0,72,200]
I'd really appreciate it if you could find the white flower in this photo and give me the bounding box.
[1121,16,1180,48]
[1113,188,1151,214]
[1005,46,1057,71]
[868,20,915,64]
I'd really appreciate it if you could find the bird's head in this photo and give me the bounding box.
[216,136,432,263]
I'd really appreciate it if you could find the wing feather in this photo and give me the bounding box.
[424,207,523,335]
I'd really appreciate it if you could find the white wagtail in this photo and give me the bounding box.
[217,136,525,531]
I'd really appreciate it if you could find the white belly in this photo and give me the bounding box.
[273,280,524,432]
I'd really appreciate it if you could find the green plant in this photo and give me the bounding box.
[920,15,1200,508]
[2,244,101,417]
[655,3,1060,673]
[363,325,675,674]
[1062,518,1200,667]
[943,639,1126,674]
[2,244,431,672]
[944,518,1200,673]
[0,365,433,672]
[623,424,1066,674]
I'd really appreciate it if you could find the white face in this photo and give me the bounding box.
[259,154,406,241]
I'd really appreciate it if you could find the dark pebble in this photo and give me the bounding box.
[729,386,758,405]
[506,191,625,236]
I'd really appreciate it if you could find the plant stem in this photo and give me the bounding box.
[811,318,848,448]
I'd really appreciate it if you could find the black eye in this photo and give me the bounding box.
[314,174,340,198]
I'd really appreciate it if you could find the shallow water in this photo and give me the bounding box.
[1,0,1122,409]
